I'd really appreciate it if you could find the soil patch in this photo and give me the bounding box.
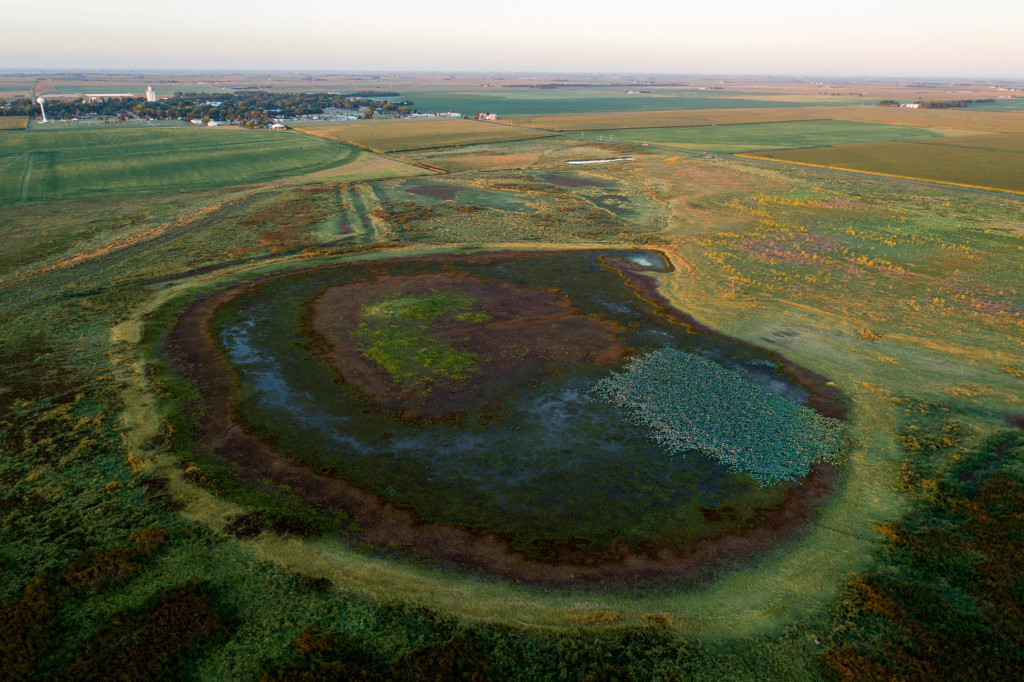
[1005,413,1024,429]
[307,273,627,419]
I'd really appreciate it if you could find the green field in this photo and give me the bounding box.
[508,105,1024,133]
[293,117,553,152]
[400,87,859,117]
[748,132,1024,193]
[968,99,1024,111]
[0,126,382,203]
[581,119,956,153]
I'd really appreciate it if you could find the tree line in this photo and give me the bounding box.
[0,91,415,123]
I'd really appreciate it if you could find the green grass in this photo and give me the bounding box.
[0,126,366,203]
[355,292,488,387]
[581,119,948,153]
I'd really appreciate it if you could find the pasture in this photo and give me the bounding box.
[580,119,955,153]
[0,125,415,203]
[746,132,1024,193]
[292,117,554,152]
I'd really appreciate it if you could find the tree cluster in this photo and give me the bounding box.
[0,91,414,124]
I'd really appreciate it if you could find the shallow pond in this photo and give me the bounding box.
[209,250,831,558]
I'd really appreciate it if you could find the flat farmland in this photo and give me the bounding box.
[401,87,861,117]
[508,107,831,130]
[0,117,29,130]
[508,105,1024,133]
[580,120,957,154]
[292,118,554,152]
[0,125,393,203]
[745,133,1024,193]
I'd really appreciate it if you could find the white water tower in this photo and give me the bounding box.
[36,97,48,123]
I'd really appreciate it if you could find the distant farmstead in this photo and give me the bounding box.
[476,112,498,121]
[84,93,136,101]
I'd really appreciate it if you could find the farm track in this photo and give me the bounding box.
[18,152,32,202]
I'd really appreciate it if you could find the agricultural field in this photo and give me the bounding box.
[746,132,1024,193]
[399,87,860,117]
[0,125,422,203]
[579,119,961,154]
[0,116,29,130]
[1,88,1023,681]
[508,104,1024,132]
[292,117,554,153]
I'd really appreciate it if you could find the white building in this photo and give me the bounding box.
[146,86,157,102]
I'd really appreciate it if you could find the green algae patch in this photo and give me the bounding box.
[353,292,488,388]
[593,349,845,485]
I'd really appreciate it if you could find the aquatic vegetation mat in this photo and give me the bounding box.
[593,349,844,485]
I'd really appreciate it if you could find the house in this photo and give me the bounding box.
[269,123,287,130]
[476,112,497,121]
[900,102,920,108]
[207,120,227,126]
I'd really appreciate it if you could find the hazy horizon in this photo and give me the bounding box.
[5,0,1022,79]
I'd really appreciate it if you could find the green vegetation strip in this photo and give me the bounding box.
[593,349,844,485]
[582,120,947,154]
[354,292,490,387]
[0,126,365,203]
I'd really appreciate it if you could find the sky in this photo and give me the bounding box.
[3,0,1022,77]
